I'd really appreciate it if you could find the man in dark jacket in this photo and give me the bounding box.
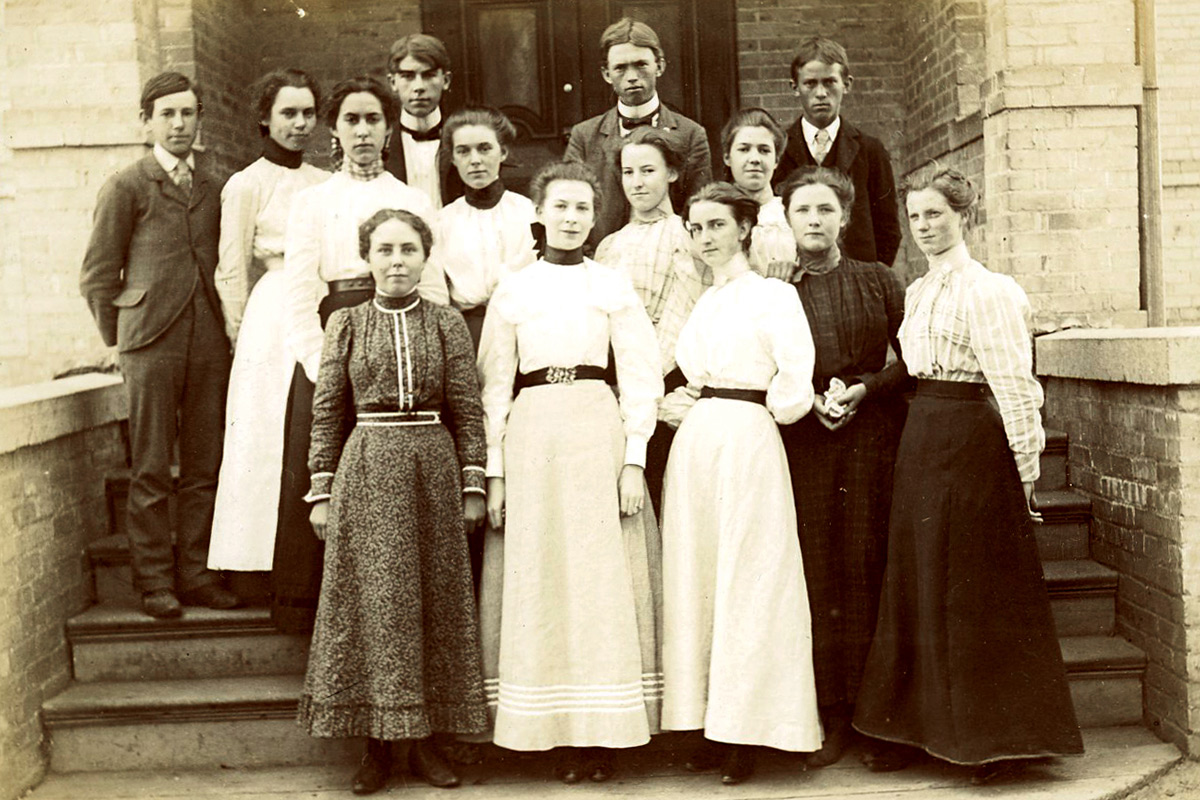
[775,37,901,266]
[80,72,239,618]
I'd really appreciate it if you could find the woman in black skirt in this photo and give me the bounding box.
[274,76,447,632]
[852,166,1082,783]
[778,167,910,768]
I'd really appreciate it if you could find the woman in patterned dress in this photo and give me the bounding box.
[299,209,486,794]
[777,167,910,768]
[477,161,663,784]
[659,182,822,785]
[594,126,709,514]
[721,108,797,278]
[207,69,328,599]
[853,167,1083,783]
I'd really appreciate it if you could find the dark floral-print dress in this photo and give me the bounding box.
[297,291,488,740]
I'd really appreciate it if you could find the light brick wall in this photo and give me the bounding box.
[0,380,127,800]
[1044,379,1198,750]
[1156,0,1200,324]
[981,0,1145,330]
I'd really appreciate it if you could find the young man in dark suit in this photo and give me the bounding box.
[774,37,901,266]
[385,33,463,208]
[80,72,239,618]
[566,17,712,245]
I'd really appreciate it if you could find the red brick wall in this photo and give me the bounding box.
[193,0,262,180]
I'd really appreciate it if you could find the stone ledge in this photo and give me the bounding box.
[0,373,126,455]
[1037,327,1200,385]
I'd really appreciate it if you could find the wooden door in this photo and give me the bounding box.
[424,0,737,193]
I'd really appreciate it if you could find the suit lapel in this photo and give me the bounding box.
[142,154,192,207]
[835,121,861,174]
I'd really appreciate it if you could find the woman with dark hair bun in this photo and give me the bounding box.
[477,161,663,784]
[435,105,536,350]
[272,75,449,633]
[776,166,910,769]
[208,69,328,596]
[853,166,1082,783]
[299,208,487,794]
[659,182,821,785]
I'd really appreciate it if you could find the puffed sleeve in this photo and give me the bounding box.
[764,283,816,425]
[476,281,520,478]
[967,274,1045,482]
[214,170,259,343]
[282,184,327,382]
[748,200,798,278]
[857,266,912,397]
[305,308,354,502]
[607,274,665,467]
[439,307,487,495]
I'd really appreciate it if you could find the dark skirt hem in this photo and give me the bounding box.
[851,725,1085,766]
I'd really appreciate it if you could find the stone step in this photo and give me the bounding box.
[1036,428,1069,492]
[43,634,1146,772]
[1034,489,1092,561]
[1045,559,1118,637]
[67,602,309,682]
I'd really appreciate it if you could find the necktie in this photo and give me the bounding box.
[620,114,654,132]
[399,122,442,142]
[812,128,831,165]
[173,160,192,193]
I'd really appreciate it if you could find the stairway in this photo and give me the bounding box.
[40,433,1148,772]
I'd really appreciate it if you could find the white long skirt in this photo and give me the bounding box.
[478,380,663,751]
[660,397,822,751]
[207,270,295,571]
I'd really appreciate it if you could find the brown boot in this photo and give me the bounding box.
[408,738,460,788]
[352,738,391,795]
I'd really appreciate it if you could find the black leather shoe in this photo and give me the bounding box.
[179,583,241,609]
[684,739,723,772]
[807,713,852,768]
[352,739,391,795]
[721,745,757,785]
[861,740,913,773]
[408,738,460,788]
[586,747,615,782]
[554,747,584,784]
[141,589,182,618]
[971,760,1022,785]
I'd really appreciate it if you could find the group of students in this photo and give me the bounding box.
[79,17,1083,797]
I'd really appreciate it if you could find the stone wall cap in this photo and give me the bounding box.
[0,373,127,454]
[1037,327,1200,385]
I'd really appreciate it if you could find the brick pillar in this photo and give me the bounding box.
[981,0,1146,330]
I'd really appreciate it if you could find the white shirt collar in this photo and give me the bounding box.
[712,252,754,287]
[152,143,194,174]
[927,240,973,274]
[400,107,442,134]
[617,94,661,121]
[800,116,841,149]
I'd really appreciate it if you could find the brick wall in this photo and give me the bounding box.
[1156,0,1200,324]
[192,0,261,180]
[0,377,128,800]
[1044,378,1198,750]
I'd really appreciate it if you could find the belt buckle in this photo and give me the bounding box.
[546,366,576,385]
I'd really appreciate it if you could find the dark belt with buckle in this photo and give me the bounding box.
[699,386,768,405]
[515,365,610,394]
[328,277,374,294]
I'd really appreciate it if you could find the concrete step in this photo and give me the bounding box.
[1063,635,1147,728]
[1045,560,1118,637]
[67,602,308,682]
[1034,489,1092,561]
[1036,428,1069,492]
[43,633,1146,772]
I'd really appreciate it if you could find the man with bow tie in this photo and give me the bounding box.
[80,72,240,618]
[566,17,712,245]
[774,37,901,267]
[385,33,463,207]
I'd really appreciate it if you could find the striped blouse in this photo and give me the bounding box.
[899,241,1045,482]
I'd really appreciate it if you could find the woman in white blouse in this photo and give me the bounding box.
[436,106,536,350]
[853,167,1082,783]
[476,161,663,783]
[659,182,822,785]
[721,108,797,278]
[271,75,449,632]
[207,69,328,598]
